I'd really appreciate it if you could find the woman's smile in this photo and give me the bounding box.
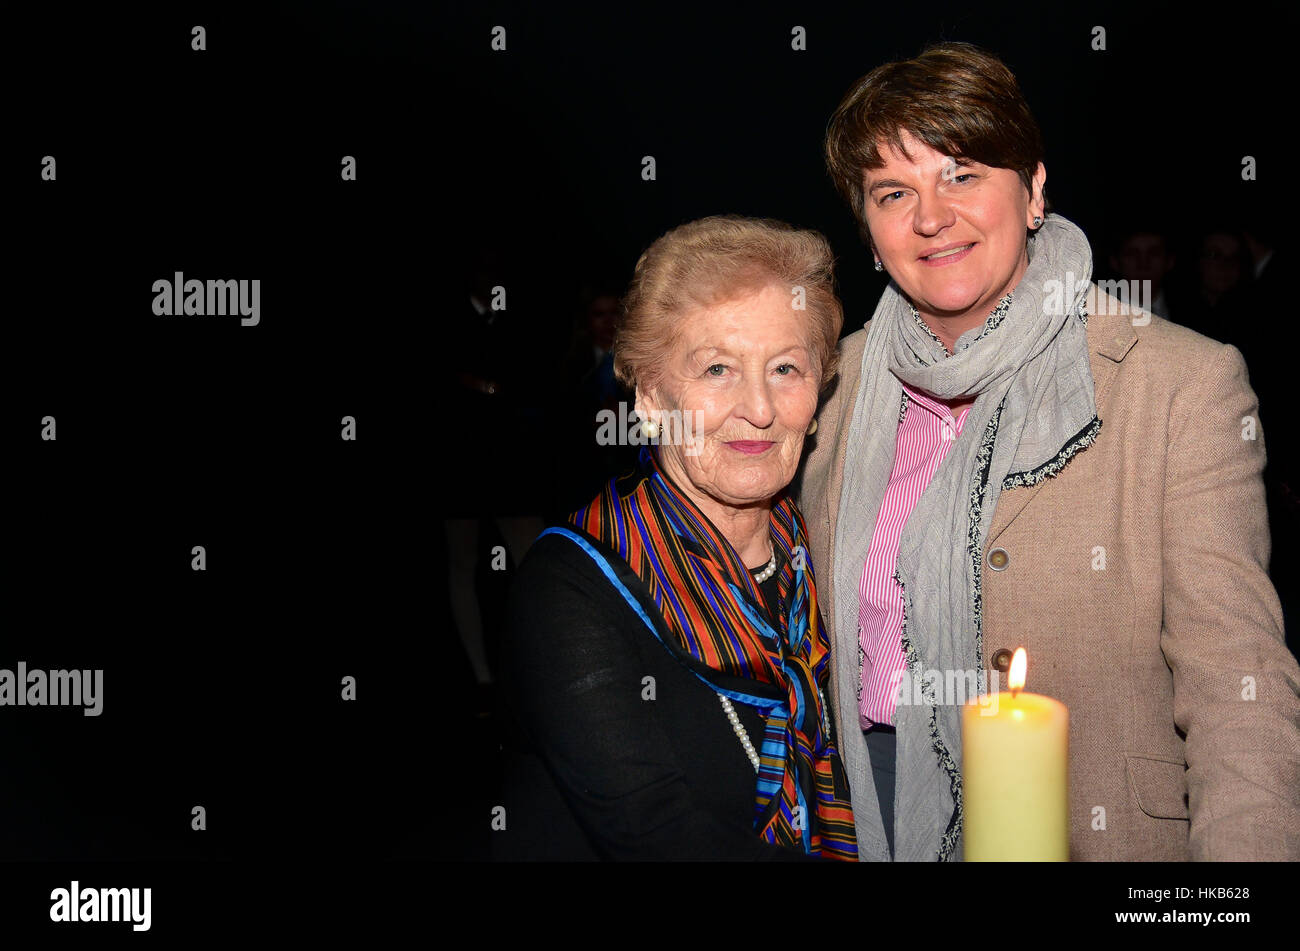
[725,440,776,454]
[918,241,976,266]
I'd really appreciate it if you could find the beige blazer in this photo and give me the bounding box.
[798,283,1300,860]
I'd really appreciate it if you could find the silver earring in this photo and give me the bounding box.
[1033,215,1044,228]
[874,260,884,272]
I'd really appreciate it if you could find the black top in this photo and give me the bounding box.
[495,528,824,861]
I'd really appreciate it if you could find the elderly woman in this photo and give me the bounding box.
[800,41,1300,861]
[497,215,857,860]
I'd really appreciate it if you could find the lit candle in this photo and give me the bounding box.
[961,647,1069,861]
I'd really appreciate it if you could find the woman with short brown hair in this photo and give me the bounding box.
[802,41,1299,862]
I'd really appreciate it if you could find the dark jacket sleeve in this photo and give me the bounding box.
[504,534,818,861]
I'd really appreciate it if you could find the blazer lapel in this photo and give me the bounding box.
[987,286,1136,544]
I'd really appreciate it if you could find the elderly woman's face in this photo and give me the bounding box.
[863,130,1044,323]
[639,282,820,509]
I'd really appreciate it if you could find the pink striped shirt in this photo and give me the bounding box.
[858,383,971,729]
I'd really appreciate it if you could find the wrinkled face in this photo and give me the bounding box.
[862,130,1045,325]
[638,282,821,509]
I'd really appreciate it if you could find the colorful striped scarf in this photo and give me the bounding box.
[571,446,858,860]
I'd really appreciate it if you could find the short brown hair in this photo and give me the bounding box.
[825,42,1047,243]
[614,214,843,394]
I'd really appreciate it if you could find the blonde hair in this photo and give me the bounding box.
[614,215,843,395]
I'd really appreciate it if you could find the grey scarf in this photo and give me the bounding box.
[834,213,1099,860]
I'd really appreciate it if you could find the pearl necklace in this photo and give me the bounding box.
[718,694,761,772]
[719,688,833,774]
[719,546,828,774]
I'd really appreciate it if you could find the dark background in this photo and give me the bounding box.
[5,0,1295,866]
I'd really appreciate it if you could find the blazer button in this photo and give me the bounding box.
[987,547,1009,571]
[991,648,1014,672]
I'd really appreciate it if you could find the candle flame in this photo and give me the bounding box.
[1008,647,1028,691]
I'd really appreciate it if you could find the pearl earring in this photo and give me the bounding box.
[641,418,659,440]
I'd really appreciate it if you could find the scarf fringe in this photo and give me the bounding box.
[934,704,964,861]
[895,565,964,862]
[922,398,1006,862]
[897,569,964,863]
[1002,416,1103,490]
